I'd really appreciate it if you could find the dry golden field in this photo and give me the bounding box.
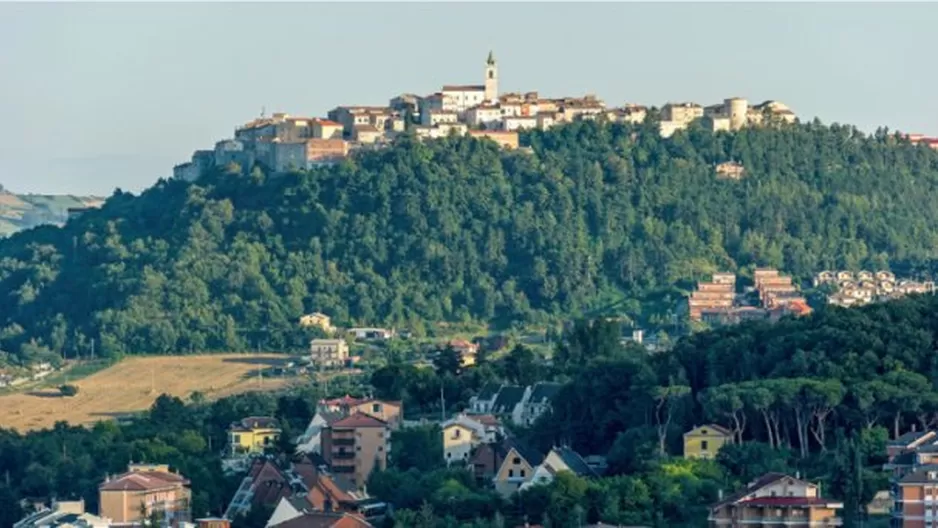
[0,354,294,432]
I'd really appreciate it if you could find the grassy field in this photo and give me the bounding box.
[0,353,295,432]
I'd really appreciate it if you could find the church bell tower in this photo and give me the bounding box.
[484,51,498,102]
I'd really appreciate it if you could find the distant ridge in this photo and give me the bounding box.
[0,186,104,236]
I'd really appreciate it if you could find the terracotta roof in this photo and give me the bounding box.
[99,470,188,492]
[322,395,369,407]
[712,473,802,509]
[331,412,388,429]
[473,414,501,427]
[269,511,373,528]
[313,119,343,127]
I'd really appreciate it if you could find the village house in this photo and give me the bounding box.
[683,424,734,459]
[513,382,563,426]
[229,417,282,455]
[296,409,345,455]
[347,327,394,340]
[467,130,520,149]
[299,312,335,334]
[267,510,374,528]
[441,413,503,465]
[224,459,300,520]
[99,464,191,527]
[321,413,390,489]
[708,473,843,527]
[519,446,597,492]
[493,441,543,498]
[893,465,938,527]
[446,339,480,367]
[715,161,745,180]
[309,339,350,369]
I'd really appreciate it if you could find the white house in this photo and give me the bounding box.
[295,409,343,454]
[441,413,503,464]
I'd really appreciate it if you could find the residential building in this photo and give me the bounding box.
[214,139,254,171]
[347,328,394,340]
[327,106,392,136]
[894,465,938,527]
[13,500,110,528]
[230,417,282,455]
[469,439,511,484]
[224,459,299,520]
[683,424,733,459]
[465,104,503,128]
[447,339,480,368]
[715,161,745,180]
[501,115,537,131]
[442,413,503,465]
[316,396,402,430]
[708,473,842,527]
[306,139,351,167]
[389,93,421,115]
[193,519,230,528]
[513,382,563,426]
[299,313,335,334]
[490,385,527,418]
[353,125,382,144]
[519,446,598,491]
[468,130,519,149]
[296,409,345,454]
[312,119,344,140]
[469,383,503,414]
[99,463,191,527]
[309,339,350,369]
[422,110,460,127]
[267,511,374,528]
[493,441,543,498]
[321,413,390,489]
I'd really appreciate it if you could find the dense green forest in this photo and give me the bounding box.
[4,120,938,361]
[9,294,938,527]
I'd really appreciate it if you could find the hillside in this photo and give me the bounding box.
[2,119,938,361]
[0,186,104,236]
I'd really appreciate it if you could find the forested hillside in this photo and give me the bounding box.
[3,119,938,361]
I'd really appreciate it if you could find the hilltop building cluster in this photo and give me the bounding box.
[687,269,811,326]
[815,270,936,307]
[173,51,798,182]
[658,98,796,138]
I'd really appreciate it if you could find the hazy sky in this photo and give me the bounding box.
[1,3,936,195]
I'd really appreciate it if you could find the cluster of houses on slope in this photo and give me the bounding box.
[0,362,57,389]
[814,270,936,308]
[687,269,812,327]
[173,51,798,182]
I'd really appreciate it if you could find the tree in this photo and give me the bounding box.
[433,346,463,377]
[59,384,79,397]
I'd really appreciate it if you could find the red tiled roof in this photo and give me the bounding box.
[331,412,388,429]
[270,512,373,528]
[99,470,188,492]
[473,414,500,427]
[314,119,343,127]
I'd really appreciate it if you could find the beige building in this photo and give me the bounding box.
[312,119,344,140]
[99,464,191,526]
[299,312,335,334]
[468,130,519,149]
[322,413,389,489]
[310,339,349,368]
[709,473,842,527]
[502,115,537,131]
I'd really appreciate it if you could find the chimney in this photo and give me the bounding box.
[718,489,724,501]
[795,471,800,480]
[913,423,918,433]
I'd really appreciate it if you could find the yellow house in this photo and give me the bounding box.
[493,444,542,497]
[683,424,733,459]
[299,312,335,334]
[229,417,281,455]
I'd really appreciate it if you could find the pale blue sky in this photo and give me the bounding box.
[1,2,936,195]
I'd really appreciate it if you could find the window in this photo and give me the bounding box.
[378,446,384,452]
[513,457,521,465]
[447,452,452,459]
[232,434,241,444]
[508,469,514,477]
[701,429,708,435]
[520,470,526,478]
[454,429,462,439]
[771,491,777,497]
[373,403,381,413]
[701,440,708,451]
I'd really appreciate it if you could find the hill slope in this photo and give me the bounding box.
[2,120,938,360]
[0,186,104,236]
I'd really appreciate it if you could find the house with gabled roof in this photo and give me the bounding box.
[519,446,598,491]
[709,473,842,527]
[490,385,526,417]
[513,382,563,426]
[441,413,504,465]
[267,510,374,528]
[887,429,937,462]
[493,439,544,498]
[469,382,502,413]
[296,410,345,455]
[683,424,734,459]
[99,463,191,526]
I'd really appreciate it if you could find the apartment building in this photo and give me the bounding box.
[709,473,843,527]
[99,464,191,527]
[309,339,350,369]
[895,466,938,527]
[321,413,390,489]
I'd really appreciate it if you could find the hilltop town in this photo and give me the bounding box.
[172,52,802,181]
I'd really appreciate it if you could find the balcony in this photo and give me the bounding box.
[333,451,355,459]
[333,438,355,446]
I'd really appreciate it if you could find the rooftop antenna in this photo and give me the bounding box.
[261,106,266,118]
